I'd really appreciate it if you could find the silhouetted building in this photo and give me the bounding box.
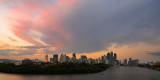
[88,58,96,64]
[110,51,113,63]
[101,56,104,63]
[114,53,117,61]
[80,55,87,63]
[45,55,48,62]
[73,52,76,58]
[133,59,139,67]
[53,54,58,64]
[66,56,70,63]
[107,52,111,64]
[123,59,127,66]
[128,58,132,66]
[50,58,53,63]
[60,54,66,63]
[104,55,107,63]
[98,57,101,63]
[71,52,76,63]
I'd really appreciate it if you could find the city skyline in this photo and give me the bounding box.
[0,0,160,63]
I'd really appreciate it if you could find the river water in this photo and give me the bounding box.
[0,66,160,80]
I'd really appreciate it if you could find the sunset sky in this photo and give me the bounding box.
[0,0,160,63]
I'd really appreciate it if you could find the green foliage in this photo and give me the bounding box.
[0,63,109,74]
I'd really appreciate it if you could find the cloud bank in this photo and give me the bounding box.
[146,51,160,56]
[1,0,160,55]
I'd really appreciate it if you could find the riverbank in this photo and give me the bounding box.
[138,64,160,71]
[0,63,109,74]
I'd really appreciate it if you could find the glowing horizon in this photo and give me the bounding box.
[0,0,160,63]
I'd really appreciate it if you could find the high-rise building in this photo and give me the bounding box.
[110,51,113,63]
[107,52,111,64]
[45,55,48,62]
[128,58,132,66]
[80,55,87,63]
[123,59,127,66]
[107,52,111,60]
[53,54,58,64]
[114,53,117,61]
[50,58,53,63]
[101,56,104,63]
[98,57,101,63]
[104,55,107,61]
[73,52,76,58]
[60,54,66,63]
[66,56,70,63]
[71,52,76,63]
[88,58,95,64]
[134,59,139,67]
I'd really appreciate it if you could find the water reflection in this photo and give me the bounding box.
[0,66,160,80]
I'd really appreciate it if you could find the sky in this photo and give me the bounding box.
[0,0,160,63]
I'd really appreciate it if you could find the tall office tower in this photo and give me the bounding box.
[114,53,117,61]
[107,52,111,60]
[104,55,107,61]
[107,52,111,64]
[123,59,127,66]
[45,55,48,62]
[128,58,132,66]
[53,54,58,64]
[119,60,121,65]
[98,57,101,63]
[73,52,76,58]
[72,52,76,63]
[134,59,139,67]
[80,55,87,63]
[50,58,53,63]
[60,54,66,63]
[110,51,113,63]
[101,56,104,63]
[66,56,70,63]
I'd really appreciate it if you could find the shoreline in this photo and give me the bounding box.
[0,63,109,75]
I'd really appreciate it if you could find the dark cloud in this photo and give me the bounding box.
[2,0,160,54]
[146,51,160,56]
[0,46,55,56]
[57,0,160,53]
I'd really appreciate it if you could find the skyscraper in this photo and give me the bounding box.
[80,55,87,63]
[135,59,139,66]
[73,52,76,58]
[114,53,117,61]
[53,54,58,64]
[66,56,70,63]
[60,54,66,63]
[45,55,48,62]
[104,55,107,61]
[128,58,132,66]
[107,52,111,64]
[71,52,76,63]
[107,52,111,60]
[101,56,104,63]
[123,59,127,66]
[50,58,53,63]
[98,57,101,63]
[110,51,113,63]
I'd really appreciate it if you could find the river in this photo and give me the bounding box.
[0,66,160,80]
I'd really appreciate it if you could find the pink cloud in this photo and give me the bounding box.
[6,0,78,49]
